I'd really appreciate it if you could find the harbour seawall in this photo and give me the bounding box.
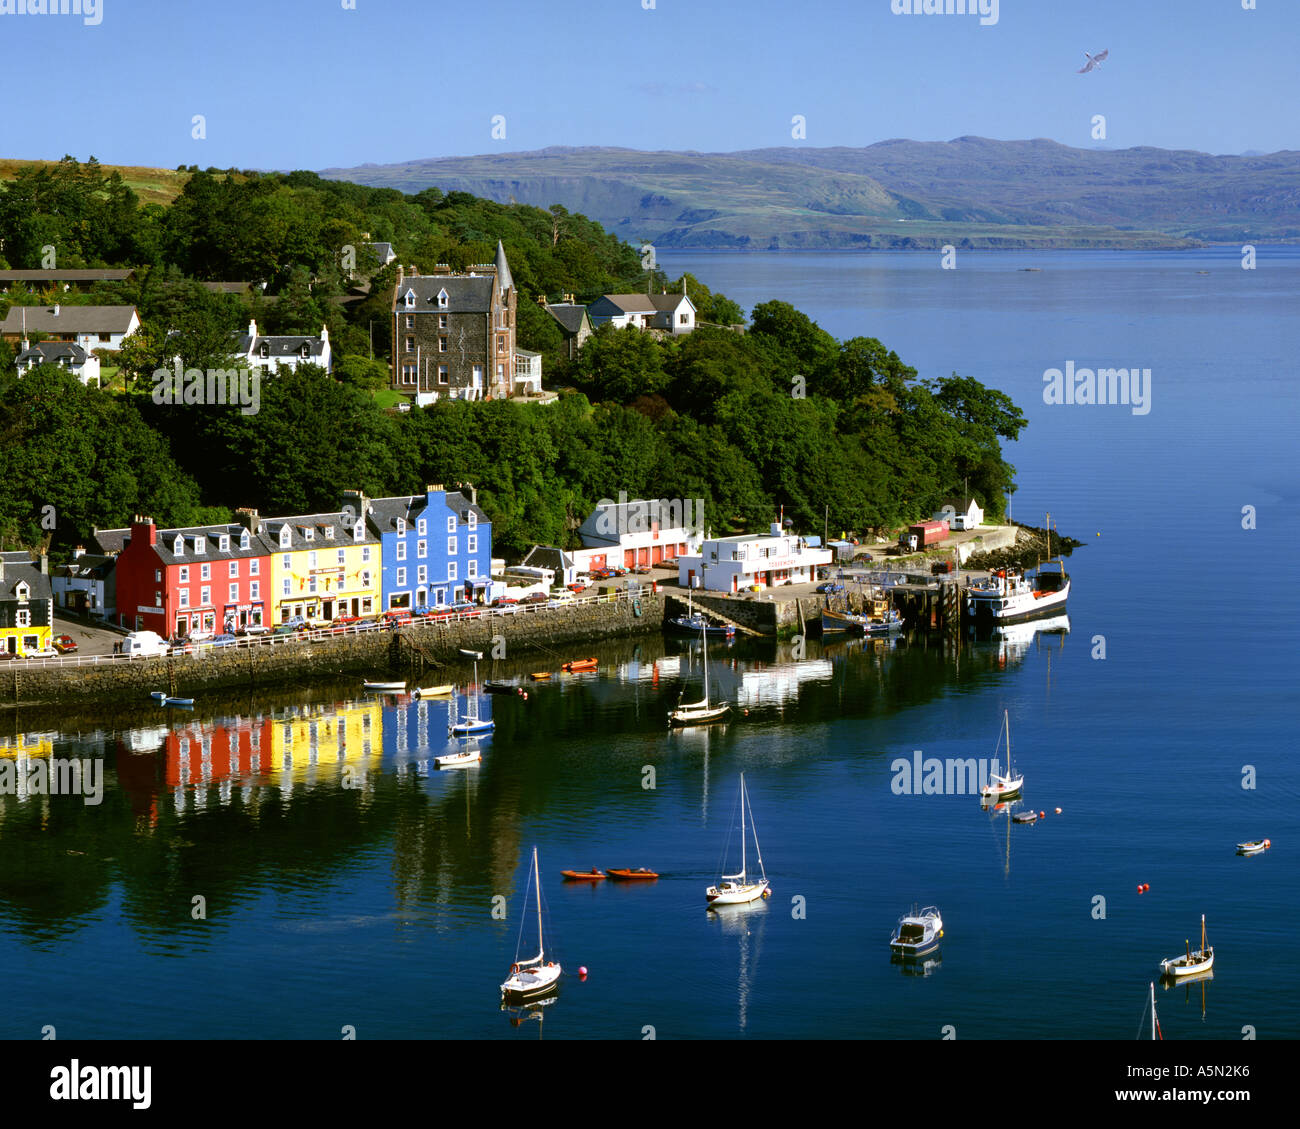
[2,592,664,707]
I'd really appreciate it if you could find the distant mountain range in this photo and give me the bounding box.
[320,138,1300,250]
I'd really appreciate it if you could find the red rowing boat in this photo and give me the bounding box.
[561,869,606,881]
[605,867,659,881]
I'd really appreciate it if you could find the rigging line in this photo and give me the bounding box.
[715,781,742,878]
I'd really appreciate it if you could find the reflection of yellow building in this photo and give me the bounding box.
[255,511,382,626]
[0,733,54,758]
[268,699,383,791]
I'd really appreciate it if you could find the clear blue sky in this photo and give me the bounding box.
[4,0,1295,169]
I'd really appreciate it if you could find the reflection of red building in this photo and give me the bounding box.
[106,517,272,637]
[164,717,274,788]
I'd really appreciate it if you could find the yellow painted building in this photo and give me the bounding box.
[0,552,53,657]
[249,510,382,625]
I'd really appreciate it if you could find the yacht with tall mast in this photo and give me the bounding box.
[500,846,562,1001]
[706,774,770,906]
[669,621,730,725]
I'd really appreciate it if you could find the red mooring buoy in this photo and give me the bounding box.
[578,966,588,980]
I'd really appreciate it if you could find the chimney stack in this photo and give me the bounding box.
[235,507,260,533]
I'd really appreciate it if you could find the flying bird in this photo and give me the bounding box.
[1077,49,1109,74]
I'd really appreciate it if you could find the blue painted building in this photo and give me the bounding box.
[353,484,492,611]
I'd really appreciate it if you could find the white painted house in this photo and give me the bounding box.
[0,304,140,352]
[587,292,695,335]
[14,340,101,386]
[933,497,984,530]
[233,320,331,374]
[677,523,832,593]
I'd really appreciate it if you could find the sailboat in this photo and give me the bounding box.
[450,650,494,736]
[669,621,730,725]
[706,773,770,906]
[1159,914,1214,979]
[979,709,1023,801]
[500,846,562,1001]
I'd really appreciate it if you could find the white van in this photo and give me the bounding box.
[122,630,170,658]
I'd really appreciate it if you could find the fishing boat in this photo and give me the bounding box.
[1236,839,1271,855]
[362,680,406,692]
[434,746,481,768]
[605,868,659,881]
[864,591,903,635]
[669,620,730,726]
[965,564,1070,625]
[450,652,494,736]
[561,868,606,881]
[500,846,562,1002]
[412,684,453,698]
[561,657,598,673]
[979,709,1023,801]
[889,904,943,958]
[666,591,736,637]
[1159,914,1214,979]
[820,607,868,635]
[706,773,770,906]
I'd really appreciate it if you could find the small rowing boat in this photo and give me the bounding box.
[363,680,406,692]
[149,690,167,701]
[561,869,606,881]
[562,658,598,673]
[1012,809,1039,824]
[530,671,552,681]
[162,696,194,707]
[413,684,453,698]
[1236,838,1270,855]
[606,867,659,881]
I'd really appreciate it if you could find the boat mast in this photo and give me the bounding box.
[701,620,709,706]
[534,846,544,960]
[739,774,747,881]
[1201,914,1206,954]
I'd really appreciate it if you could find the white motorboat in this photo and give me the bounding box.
[979,709,1023,801]
[1236,839,1270,855]
[890,904,943,958]
[501,846,562,1001]
[1160,914,1214,979]
[669,621,730,726]
[965,563,1069,625]
[706,773,770,906]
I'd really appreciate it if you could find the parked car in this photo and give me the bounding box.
[52,634,78,653]
[450,602,482,617]
[382,610,412,627]
[0,651,17,661]
[210,634,238,647]
[816,582,845,594]
[548,589,575,605]
[491,597,518,608]
[239,623,270,636]
[521,592,549,605]
[629,565,652,575]
[25,646,59,658]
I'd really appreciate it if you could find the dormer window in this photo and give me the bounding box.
[260,342,270,358]
[218,535,230,552]
[173,535,185,556]
[304,527,315,542]
[396,518,406,536]
[279,526,292,549]
[300,342,310,358]
[193,536,205,554]
[467,510,477,530]
[437,288,449,309]
[353,521,364,542]
[404,289,416,309]
[239,530,250,551]
[14,581,29,601]
[325,525,335,539]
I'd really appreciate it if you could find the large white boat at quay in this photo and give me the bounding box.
[964,562,1069,626]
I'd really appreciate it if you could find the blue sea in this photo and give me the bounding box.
[2,248,1296,1041]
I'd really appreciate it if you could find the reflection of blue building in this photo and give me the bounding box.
[354,484,492,611]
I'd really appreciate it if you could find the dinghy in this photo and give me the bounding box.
[561,869,606,881]
[412,685,453,698]
[1236,839,1270,855]
[605,868,659,881]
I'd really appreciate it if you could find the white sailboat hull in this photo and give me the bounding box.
[500,961,562,999]
[434,749,480,768]
[706,880,769,906]
[1160,950,1214,978]
[670,702,730,725]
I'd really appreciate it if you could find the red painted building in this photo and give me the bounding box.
[110,516,272,638]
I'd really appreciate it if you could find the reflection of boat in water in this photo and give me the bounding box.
[898,954,942,977]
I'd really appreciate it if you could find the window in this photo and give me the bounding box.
[337,550,345,565]
[396,542,406,561]
[438,314,448,329]
[194,537,205,554]
[250,558,259,575]
[447,536,457,556]
[229,584,239,603]
[405,336,415,353]
[401,365,416,383]
[229,560,239,578]
[437,289,448,308]
[362,547,371,561]
[438,336,448,352]
[404,315,414,329]
[447,562,457,580]
[396,568,406,587]
[325,525,334,540]
[447,516,456,533]
[467,560,478,578]
[404,289,415,309]
[497,335,506,353]
[417,540,426,558]
[200,587,210,606]
[396,518,405,536]
[354,521,364,542]
[201,563,211,581]
[308,577,317,594]
[467,510,477,530]
[279,527,291,549]
[240,530,250,551]
[308,552,317,569]
[219,535,229,552]
[281,554,291,570]
[304,528,314,542]
[417,566,427,584]
[282,579,291,596]
[154,569,162,583]
[417,518,426,536]
[179,590,189,608]
[179,566,189,583]
[467,535,477,553]
[250,582,260,599]
[438,365,448,385]
[361,571,371,588]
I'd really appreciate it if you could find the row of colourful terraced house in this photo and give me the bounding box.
[96,485,492,638]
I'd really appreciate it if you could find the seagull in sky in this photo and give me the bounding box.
[1077,49,1109,74]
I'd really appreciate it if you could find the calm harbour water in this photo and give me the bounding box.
[2,248,1297,1040]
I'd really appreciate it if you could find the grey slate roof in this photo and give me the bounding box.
[0,269,133,283]
[98,523,267,565]
[396,275,496,314]
[0,552,53,602]
[0,305,138,334]
[493,241,513,293]
[234,331,327,358]
[55,553,115,579]
[546,303,590,334]
[444,491,489,527]
[16,341,91,366]
[256,512,378,553]
[365,496,424,535]
[521,546,572,573]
